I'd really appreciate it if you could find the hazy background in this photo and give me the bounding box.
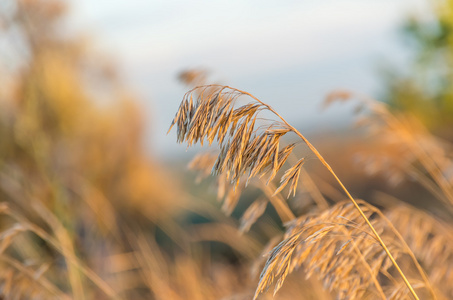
[66,0,431,157]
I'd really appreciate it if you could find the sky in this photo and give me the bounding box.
[66,0,431,158]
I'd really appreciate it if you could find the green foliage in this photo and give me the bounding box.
[382,0,453,135]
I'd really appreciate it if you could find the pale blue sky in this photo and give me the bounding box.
[67,0,431,158]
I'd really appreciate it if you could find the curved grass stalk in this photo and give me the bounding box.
[338,228,387,300]
[360,198,439,300]
[169,84,420,299]
[294,159,436,298]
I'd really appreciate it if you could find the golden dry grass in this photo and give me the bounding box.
[2,1,453,299]
[169,84,453,300]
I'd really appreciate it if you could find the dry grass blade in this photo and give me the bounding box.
[187,152,245,215]
[187,150,296,224]
[187,152,218,182]
[222,184,243,216]
[240,198,268,233]
[273,158,305,198]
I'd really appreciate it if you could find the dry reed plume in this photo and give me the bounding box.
[256,201,435,300]
[326,90,453,209]
[169,85,430,299]
[382,198,453,299]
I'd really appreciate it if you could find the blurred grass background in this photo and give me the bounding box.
[0,0,452,299]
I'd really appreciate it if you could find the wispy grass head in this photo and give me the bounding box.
[169,85,303,195]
